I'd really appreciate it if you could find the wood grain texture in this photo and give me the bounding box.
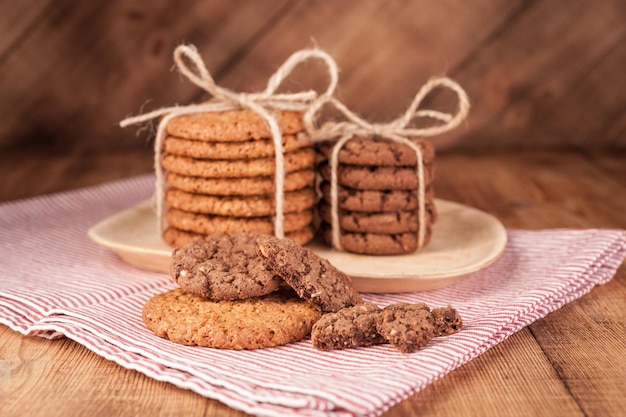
[0,326,236,417]
[1,0,625,153]
[0,148,153,202]
[530,289,626,417]
[0,0,53,55]
[0,0,293,151]
[434,151,626,229]
[395,330,586,417]
[452,0,626,150]
[1,0,625,414]
[0,149,624,417]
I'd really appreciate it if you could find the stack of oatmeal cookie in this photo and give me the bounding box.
[317,136,438,255]
[160,109,318,248]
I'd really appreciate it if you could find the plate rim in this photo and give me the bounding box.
[88,198,508,292]
[313,199,508,281]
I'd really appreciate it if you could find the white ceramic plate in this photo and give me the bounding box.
[88,199,507,293]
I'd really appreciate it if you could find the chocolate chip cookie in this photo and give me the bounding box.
[319,181,434,213]
[317,136,435,166]
[432,305,463,336]
[257,236,362,313]
[376,302,436,353]
[311,304,385,350]
[170,233,282,300]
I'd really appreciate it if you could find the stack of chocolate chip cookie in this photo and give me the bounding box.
[160,109,318,248]
[317,136,437,255]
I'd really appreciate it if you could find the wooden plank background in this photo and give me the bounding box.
[1,0,625,154]
[0,2,625,416]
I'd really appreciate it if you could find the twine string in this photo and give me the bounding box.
[304,76,470,251]
[120,44,339,239]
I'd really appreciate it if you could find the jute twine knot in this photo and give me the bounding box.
[303,77,470,251]
[120,44,339,238]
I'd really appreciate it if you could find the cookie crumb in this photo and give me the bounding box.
[432,305,463,336]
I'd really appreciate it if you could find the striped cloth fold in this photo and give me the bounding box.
[1,175,624,417]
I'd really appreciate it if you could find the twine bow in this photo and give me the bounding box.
[303,77,470,251]
[120,44,339,238]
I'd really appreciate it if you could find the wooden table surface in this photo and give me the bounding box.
[0,149,625,417]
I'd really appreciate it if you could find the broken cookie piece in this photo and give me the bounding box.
[312,301,464,352]
[376,302,436,353]
[432,305,463,336]
[257,236,362,313]
[311,304,385,350]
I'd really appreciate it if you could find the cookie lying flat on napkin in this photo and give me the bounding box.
[142,288,321,349]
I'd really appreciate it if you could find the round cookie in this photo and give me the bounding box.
[162,148,316,179]
[320,223,433,255]
[166,170,315,196]
[319,201,437,234]
[163,134,311,159]
[317,136,435,166]
[319,162,434,191]
[165,109,304,142]
[257,235,363,313]
[320,181,435,212]
[142,288,322,349]
[166,208,314,235]
[163,225,316,248]
[165,187,317,217]
[170,233,281,300]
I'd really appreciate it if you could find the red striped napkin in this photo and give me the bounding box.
[1,175,624,417]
